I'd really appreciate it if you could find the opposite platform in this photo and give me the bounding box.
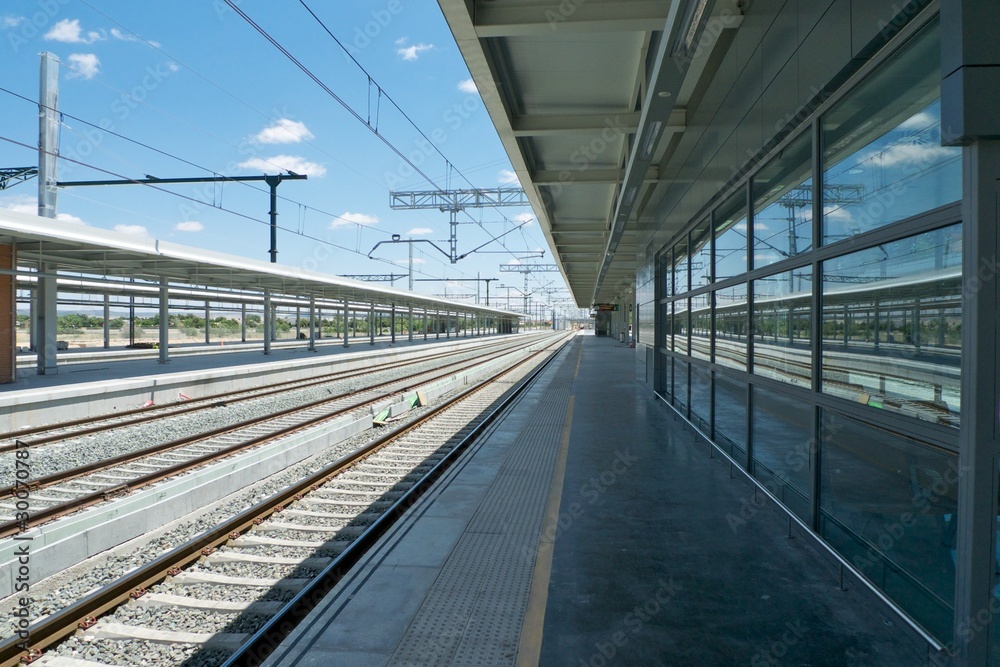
[260,334,927,666]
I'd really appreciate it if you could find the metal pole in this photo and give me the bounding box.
[204,302,210,345]
[369,303,375,345]
[408,239,414,291]
[103,294,110,349]
[391,304,396,344]
[266,175,280,263]
[38,52,59,220]
[241,302,247,342]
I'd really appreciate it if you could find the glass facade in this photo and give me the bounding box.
[655,16,962,643]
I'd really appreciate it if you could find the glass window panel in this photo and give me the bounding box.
[715,191,748,282]
[713,283,747,371]
[675,298,690,356]
[661,353,673,399]
[753,132,813,268]
[822,224,962,427]
[822,19,960,242]
[690,293,711,361]
[662,301,673,351]
[674,358,689,412]
[819,410,956,642]
[752,267,813,388]
[690,363,711,431]
[691,219,712,289]
[674,240,689,295]
[751,386,812,522]
[713,372,747,465]
[662,248,673,298]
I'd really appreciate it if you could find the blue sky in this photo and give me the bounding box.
[0,1,565,309]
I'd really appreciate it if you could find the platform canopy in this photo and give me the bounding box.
[438,0,743,306]
[0,208,519,317]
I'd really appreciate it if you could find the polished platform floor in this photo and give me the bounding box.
[261,334,929,667]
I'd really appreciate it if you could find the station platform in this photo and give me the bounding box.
[260,334,928,667]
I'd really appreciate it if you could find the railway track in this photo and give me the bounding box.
[0,336,540,452]
[0,332,574,667]
[0,335,554,536]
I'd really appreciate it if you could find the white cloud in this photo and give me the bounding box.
[2,16,25,29]
[331,212,379,228]
[45,19,104,44]
[898,111,936,131]
[394,37,408,45]
[396,42,433,61]
[870,142,955,169]
[166,62,180,72]
[514,212,534,226]
[406,227,433,236]
[109,27,158,47]
[174,221,204,232]
[254,118,314,144]
[114,224,150,237]
[0,195,86,224]
[823,205,853,223]
[57,212,86,225]
[394,257,426,265]
[498,169,519,185]
[506,258,523,265]
[237,155,326,177]
[66,53,101,79]
[458,78,477,94]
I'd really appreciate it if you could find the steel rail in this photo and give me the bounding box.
[0,337,551,537]
[0,332,574,667]
[0,337,532,451]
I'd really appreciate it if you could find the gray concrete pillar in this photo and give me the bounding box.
[408,305,413,342]
[241,302,247,342]
[343,300,350,348]
[158,278,169,364]
[263,291,272,355]
[308,295,316,352]
[36,263,57,375]
[204,302,210,345]
[103,293,110,349]
[369,303,375,345]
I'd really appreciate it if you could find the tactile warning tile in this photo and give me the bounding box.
[387,341,578,666]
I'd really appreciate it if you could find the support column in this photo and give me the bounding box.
[423,309,428,340]
[158,278,169,364]
[317,307,322,339]
[943,2,1000,661]
[263,291,272,355]
[308,295,316,352]
[445,312,450,339]
[390,304,396,344]
[0,245,15,383]
[295,306,301,341]
[29,290,37,352]
[241,303,247,342]
[103,294,110,349]
[369,303,375,345]
[436,310,440,340]
[36,263,57,375]
[204,302,210,345]
[343,300,350,348]
[408,306,413,342]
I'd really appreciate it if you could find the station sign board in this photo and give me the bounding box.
[594,304,619,311]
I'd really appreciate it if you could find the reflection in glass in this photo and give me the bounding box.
[715,191,748,282]
[674,240,689,295]
[662,248,673,298]
[713,372,747,465]
[819,410,956,642]
[753,132,813,269]
[675,299,690,356]
[713,283,747,371]
[661,353,673,400]
[821,224,962,427]
[662,301,673,351]
[690,293,711,361]
[752,267,812,388]
[822,19,959,242]
[691,220,712,289]
[674,358,689,413]
[690,363,711,431]
[751,387,812,522]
